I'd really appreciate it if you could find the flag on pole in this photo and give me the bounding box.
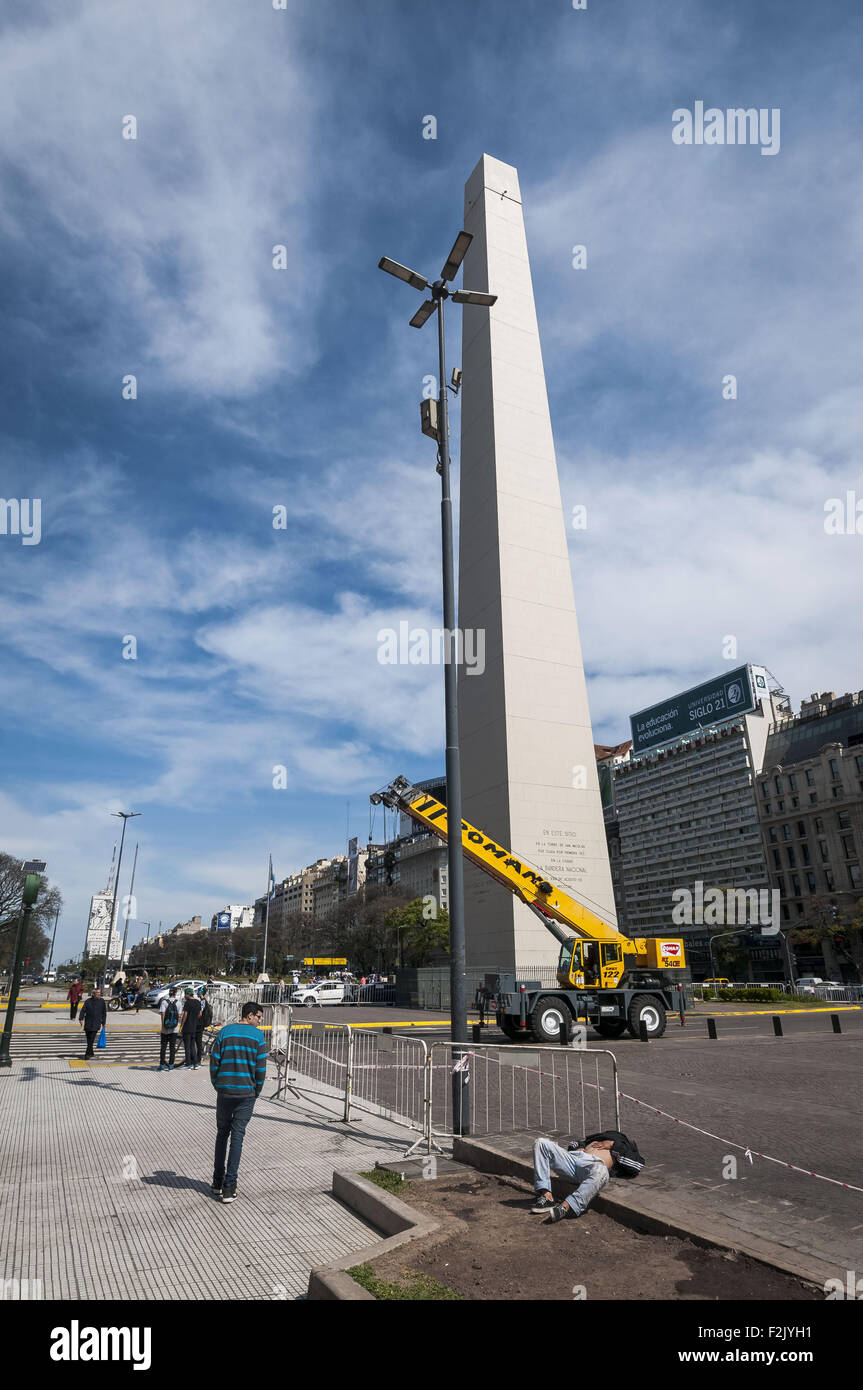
[268,854,275,899]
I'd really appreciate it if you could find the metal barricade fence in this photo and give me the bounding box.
[346,1031,429,1151]
[427,1042,619,1153]
[277,1021,352,1120]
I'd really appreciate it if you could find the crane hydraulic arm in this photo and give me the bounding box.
[371,774,626,949]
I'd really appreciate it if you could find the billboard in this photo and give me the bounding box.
[630,665,756,754]
[216,912,232,931]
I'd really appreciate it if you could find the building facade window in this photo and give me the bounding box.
[829,758,840,780]
[806,872,817,893]
[797,821,807,837]
[786,847,796,868]
[838,810,851,829]
[782,825,791,841]
[841,834,856,859]
[825,868,835,890]
[788,774,797,791]
[806,769,816,786]
[775,775,783,794]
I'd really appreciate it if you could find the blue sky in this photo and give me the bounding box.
[1,0,861,964]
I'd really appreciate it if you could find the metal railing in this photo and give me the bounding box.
[276,1020,352,1119]
[427,1042,619,1152]
[267,1023,621,1156]
[347,1031,428,1144]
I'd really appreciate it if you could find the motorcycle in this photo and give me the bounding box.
[107,989,138,1013]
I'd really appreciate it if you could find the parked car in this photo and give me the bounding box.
[794,977,824,994]
[290,979,350,1008]
[702,977,730,988]
[145,978,207,1008]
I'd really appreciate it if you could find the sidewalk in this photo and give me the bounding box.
[0,1057,412,1300]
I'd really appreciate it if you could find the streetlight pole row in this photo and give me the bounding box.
[378,233,497,1133]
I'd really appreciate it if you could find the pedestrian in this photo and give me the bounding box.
[195,986,212,1063]
[209,1001,268,1204]
[158,987,181,1070]
[79,988,107,1059]
[134,974,148,1014]
[177,987,202,1069]
[67,977,84,1020]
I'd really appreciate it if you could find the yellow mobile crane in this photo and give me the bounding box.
[371,776,687,1042]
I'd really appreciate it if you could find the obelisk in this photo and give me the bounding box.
[457,153,615,970]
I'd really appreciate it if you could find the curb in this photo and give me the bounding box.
[307,1171,440,1300]
[452,1136,827,1291]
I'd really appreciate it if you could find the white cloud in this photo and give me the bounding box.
[0,1,318,395]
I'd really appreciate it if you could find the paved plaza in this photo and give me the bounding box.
[0,1055,410,1300]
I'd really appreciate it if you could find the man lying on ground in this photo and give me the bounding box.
[531,1129,645,1223]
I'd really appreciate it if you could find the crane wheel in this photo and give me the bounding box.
[626,995,667,1038]
[594,1019,627,1038]
[500,1017,525,1040]
[530,996,572,1044]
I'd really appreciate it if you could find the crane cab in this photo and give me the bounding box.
[558,938,626,991]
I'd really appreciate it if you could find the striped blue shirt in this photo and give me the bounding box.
[209,1022,267,1097]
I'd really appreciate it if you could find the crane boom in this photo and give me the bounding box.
[372,775,627,948]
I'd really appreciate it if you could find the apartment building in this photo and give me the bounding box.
[606,665,789,977]
[756,689,863,980]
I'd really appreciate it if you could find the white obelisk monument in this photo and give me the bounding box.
[457,153,615,970]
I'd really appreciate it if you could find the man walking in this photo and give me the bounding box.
[66,977,83,1020]
[209,1001,267,1204]
[177,987,202,1069]
[158,986,181,1071]
[79,988,106,1059]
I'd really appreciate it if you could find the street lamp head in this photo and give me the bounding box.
[451,289,497,307]
[409,299,436,329]
[378,257,429,292]
[441,230,472,283]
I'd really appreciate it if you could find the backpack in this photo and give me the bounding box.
[575,1130,645,1179]
[200,1001,213,1027]
[163,999,179,1031]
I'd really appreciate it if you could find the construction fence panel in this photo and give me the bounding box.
[427,1042,620,1150]
[276,1021,352,1120]
[346,1031,428,1138]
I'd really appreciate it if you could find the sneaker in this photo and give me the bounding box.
[211,1182,222,1196]
[221,1186,237,1204]
[530,1194,556,1213]
[544,1202,579,1224]
[158,1064,168,1072]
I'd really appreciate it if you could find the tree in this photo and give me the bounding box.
[385,898,450,967]
[791,895,863,981]
[0,852,62,972]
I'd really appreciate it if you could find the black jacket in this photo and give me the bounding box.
[81,997,107,1030]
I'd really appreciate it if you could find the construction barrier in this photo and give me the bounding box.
[426,1041,620,1153]
[346,1030,429,1147]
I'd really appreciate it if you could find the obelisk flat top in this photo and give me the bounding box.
[465,154,522,214]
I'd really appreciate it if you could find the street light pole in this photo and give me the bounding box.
[103,812,140,986]
[378,234,496,1137]
[117,842,138,977]
[47,908,60,977]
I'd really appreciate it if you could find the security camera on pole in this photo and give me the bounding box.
[378,232,497,1135]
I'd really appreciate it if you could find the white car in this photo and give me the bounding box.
[794,977,824,994]
[290,980,350,1008]
[146,979,207,1008]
